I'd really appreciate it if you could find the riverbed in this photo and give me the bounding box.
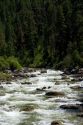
[0,69,83,125]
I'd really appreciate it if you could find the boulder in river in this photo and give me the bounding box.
[60,104,83,112]
[29,74,37,77]
[45,91,65,97]
[48,86,51,89]
[51,121,62,125]
[42,86,46,90]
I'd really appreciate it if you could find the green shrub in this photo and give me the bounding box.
[22,52,33,67]
[7,56,22,71]
[0,56,22,71]
[0,56,9,70]
[62,54,72,68]
[54,61,63,69]
[33,53,44,67]
[32,45,44,67]
[72,50,83,67]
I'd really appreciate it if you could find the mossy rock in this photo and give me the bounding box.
[0,90,5,96]
[19,104,38,112]
[0,72,12,81]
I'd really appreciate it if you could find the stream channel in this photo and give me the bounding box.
[0,69,83,125]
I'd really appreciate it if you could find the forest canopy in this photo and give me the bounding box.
[0,0,83,69]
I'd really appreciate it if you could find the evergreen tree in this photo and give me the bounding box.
[0,0,82,68]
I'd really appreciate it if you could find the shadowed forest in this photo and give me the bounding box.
[0,0,83,69]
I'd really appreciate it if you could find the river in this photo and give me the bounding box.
[0,69,83,125]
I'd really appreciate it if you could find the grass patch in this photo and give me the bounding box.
[0,72,12,81]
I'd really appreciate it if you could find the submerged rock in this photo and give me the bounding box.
[0,81,12,84]
[28,68,36,72]
[41,69,47,73]
[0,90,5,96]
[20,105,35,112]
[36,87,45,91]
[54,99,67,103]
[21,82,32,85]
[5,82,12,84]
[36,88,43,91]
[55,81,60,85]
[62,75,70,80]
[0,85,3,89]
[71,77,83,82]
[77,113,83,117]
[14,72,28,78]
[45,91,65,97]
[70,85,83,90]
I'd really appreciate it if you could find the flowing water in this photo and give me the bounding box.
[0,69,83,125]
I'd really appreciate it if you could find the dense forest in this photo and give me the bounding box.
[0,0,83,70]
